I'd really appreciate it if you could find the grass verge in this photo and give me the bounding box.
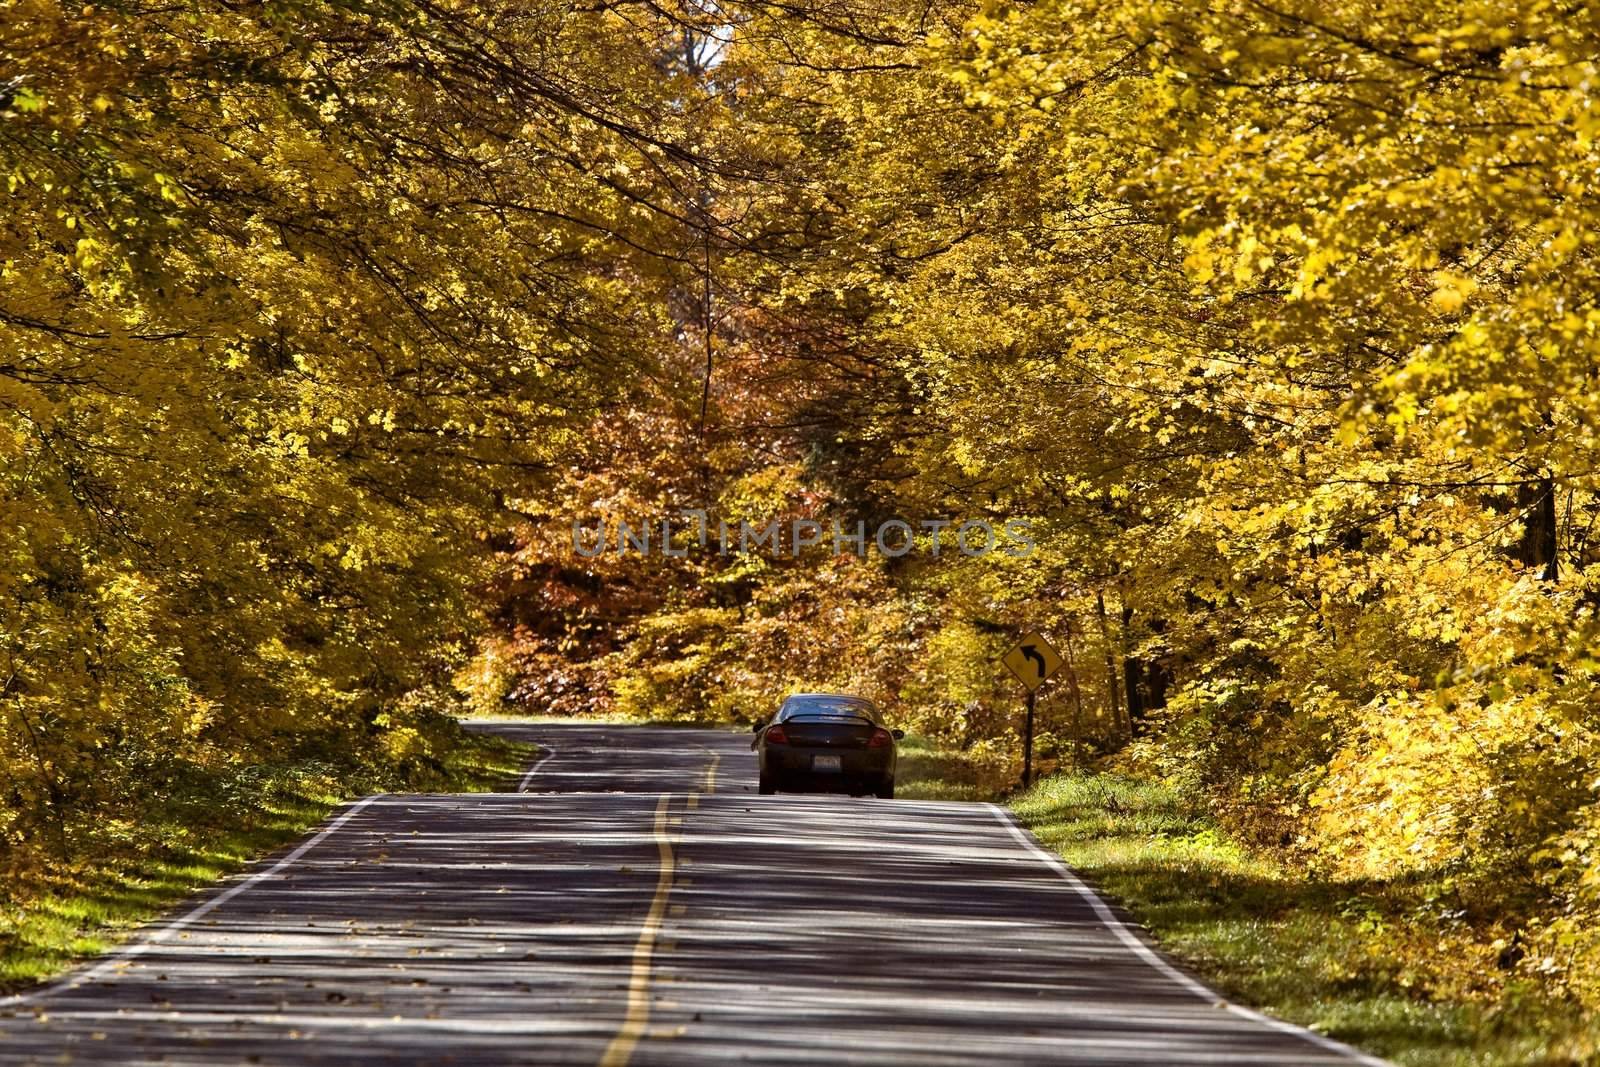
[1013,774,1599,1067]
[895,744,1596,1066]
[893,733,1015,801]
[0,724,533,994]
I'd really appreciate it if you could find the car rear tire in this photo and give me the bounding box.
[759,771,777,795]
[875,777,895,800]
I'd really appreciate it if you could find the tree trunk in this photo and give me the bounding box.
[1063,624,1087,768]
[1515,475,1558,581]
[1096,590,1128,741]
[1144,657,1171,711]
[1123,654,1145,725]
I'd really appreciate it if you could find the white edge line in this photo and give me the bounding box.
[516,746,557,792]
[984,803,1394,1067]
[0,794,384,1012]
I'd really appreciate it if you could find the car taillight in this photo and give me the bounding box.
[868,728,892,747]
[765,724,788,745]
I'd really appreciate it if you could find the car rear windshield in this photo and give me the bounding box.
[779,698,876,722]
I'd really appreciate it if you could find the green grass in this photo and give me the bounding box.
[0,726,533,994]
[890,744,1597,1066]
[1010,774,1599,1067]
[893,733,1015,801]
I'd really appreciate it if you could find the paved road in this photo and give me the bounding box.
[0,722,1388,1066]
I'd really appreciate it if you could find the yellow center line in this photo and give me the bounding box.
[703,751,721,795]
[598,795,675,1067]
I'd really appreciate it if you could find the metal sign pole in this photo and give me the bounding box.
[1022,689,1036,789]
[1003,630,1062,791]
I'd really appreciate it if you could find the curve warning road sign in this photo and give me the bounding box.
[1002,632,1064,692]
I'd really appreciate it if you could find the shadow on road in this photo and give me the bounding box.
[0,723,1381,1065]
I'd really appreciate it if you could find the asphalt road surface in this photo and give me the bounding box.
[0,722,1390,1066]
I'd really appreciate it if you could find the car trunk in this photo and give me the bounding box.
[782,718,875,748]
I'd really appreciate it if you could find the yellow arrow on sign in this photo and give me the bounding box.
[1002,631,1064,692]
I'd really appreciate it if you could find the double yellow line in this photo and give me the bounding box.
[597,748,719,1066]
[702,751,721,795]
[598,794,676,1067]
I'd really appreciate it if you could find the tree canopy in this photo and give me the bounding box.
[6,0,1600,1020]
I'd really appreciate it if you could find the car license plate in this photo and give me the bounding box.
[812,754,842,773]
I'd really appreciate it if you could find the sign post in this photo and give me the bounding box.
[1001,631,1064,788]
[1023,689,1037,787]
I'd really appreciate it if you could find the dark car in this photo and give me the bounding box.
[751,693,904,799]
